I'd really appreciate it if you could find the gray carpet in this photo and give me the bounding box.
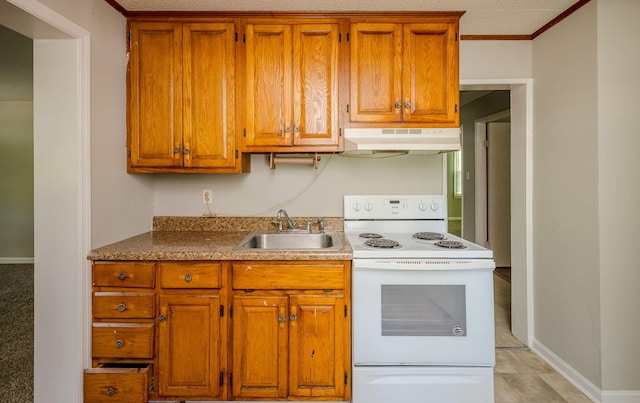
[0,264,34,403]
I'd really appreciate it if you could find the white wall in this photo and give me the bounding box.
[596,0,640,393]
[532,0,601,388]
[153,154,444,217]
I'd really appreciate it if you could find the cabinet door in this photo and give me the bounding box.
[289,295,346,398]
[128,22,182,168]
[183,23,237,168]
[293,24,340,147]
[158,295,221,397]
[232,295,288,398]
[402,23,459,124]
[245,24,293,147]
[349,23,403,123]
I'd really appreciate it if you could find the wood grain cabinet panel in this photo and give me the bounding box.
[92,262,155,288]
[127,20,245,173]
[232,295,289,399]
[158,295,222,397]
[350,19,459,126]
[92,323,155,359]
[243,21,341,152]
[84,365,151,403]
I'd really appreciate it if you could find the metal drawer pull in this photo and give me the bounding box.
[405,102,412,108]
[184,273,192,282]
[290,314,297,321]
[118,272,126,281]
[159,314,166,322]
[117,303,126,312]
[115,339,124,348]
[394,102,401,108]
[106,387,115,396]
[278,315,286,323]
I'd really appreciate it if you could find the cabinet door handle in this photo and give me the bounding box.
[284,127,291,133]
[294,127,300,133]
[159,314,167,322]
[405,102,412,108]
[394,102,401,108]
[117,303,126,312]
[173,147,180,154]
[183,148,190,155]
[290,314,297,321]
[278,315,286,323]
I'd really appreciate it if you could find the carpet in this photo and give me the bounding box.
[0,264,34,403]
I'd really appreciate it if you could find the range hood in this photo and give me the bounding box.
[343,127,461,154]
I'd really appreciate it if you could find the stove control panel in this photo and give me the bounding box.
[344,195,447,220]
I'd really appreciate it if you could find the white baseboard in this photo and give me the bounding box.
[532,339,640,403]
[532,339,601,402]
[0,257,34,264]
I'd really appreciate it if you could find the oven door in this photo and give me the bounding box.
[352,259,495,366]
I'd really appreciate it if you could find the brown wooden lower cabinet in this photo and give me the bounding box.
[84,364,151,403]
[232,293,346,399]
[87,260,350,401]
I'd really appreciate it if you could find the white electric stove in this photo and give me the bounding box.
[345,195,496,403]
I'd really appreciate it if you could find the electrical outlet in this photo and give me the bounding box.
[203,189,213,204]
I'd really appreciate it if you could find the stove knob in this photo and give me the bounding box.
[430,202,439,212]
[364,202,373,212]
[352,202,361,212]
[418,202,427,211]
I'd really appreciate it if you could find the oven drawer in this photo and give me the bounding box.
[93,292,155,319]
[84,364,150,403]
[93,262,155,288]
[92,323,154,359]
[232,262,345,289]
[159,262,221,289]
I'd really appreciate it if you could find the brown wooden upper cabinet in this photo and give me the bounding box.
[349,18,460,126]
[127,20,248,173]
[242,19,343,152]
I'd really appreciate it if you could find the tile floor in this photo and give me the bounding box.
[493,272,593,402]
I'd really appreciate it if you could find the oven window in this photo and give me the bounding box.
[381,285,466,337]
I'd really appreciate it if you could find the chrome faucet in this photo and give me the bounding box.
[276,209,297,231]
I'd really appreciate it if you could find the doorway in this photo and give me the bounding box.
[460,82,533,347]
[474,111,512,269]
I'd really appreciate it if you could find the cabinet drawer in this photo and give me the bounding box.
[93,262,155,288]
[93,292,155,319]
[159,262,221,289]
[232,262,345,289]
[92,323,154,359]
[84,364,150,403]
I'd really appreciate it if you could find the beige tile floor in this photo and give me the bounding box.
[493,272,593,402]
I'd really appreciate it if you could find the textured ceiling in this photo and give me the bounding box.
[112,0,581,36]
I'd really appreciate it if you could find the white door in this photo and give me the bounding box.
[487,122,511,267]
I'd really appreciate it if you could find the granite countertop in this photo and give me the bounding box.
[87,216,352,261]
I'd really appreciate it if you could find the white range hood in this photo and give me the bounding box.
[343,127,461,154]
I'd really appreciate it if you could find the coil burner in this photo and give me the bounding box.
[434,240,467,249]
[413,232,446,241]
[364,238,401,249]
[359,233,384,239]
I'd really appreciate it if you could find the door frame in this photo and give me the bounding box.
[1,0,91,401]
[462,80,533,346]
[474,109,511,246]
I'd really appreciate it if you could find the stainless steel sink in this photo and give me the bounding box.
[236,231,343,250]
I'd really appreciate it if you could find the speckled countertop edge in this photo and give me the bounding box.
[88,216,352,261]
